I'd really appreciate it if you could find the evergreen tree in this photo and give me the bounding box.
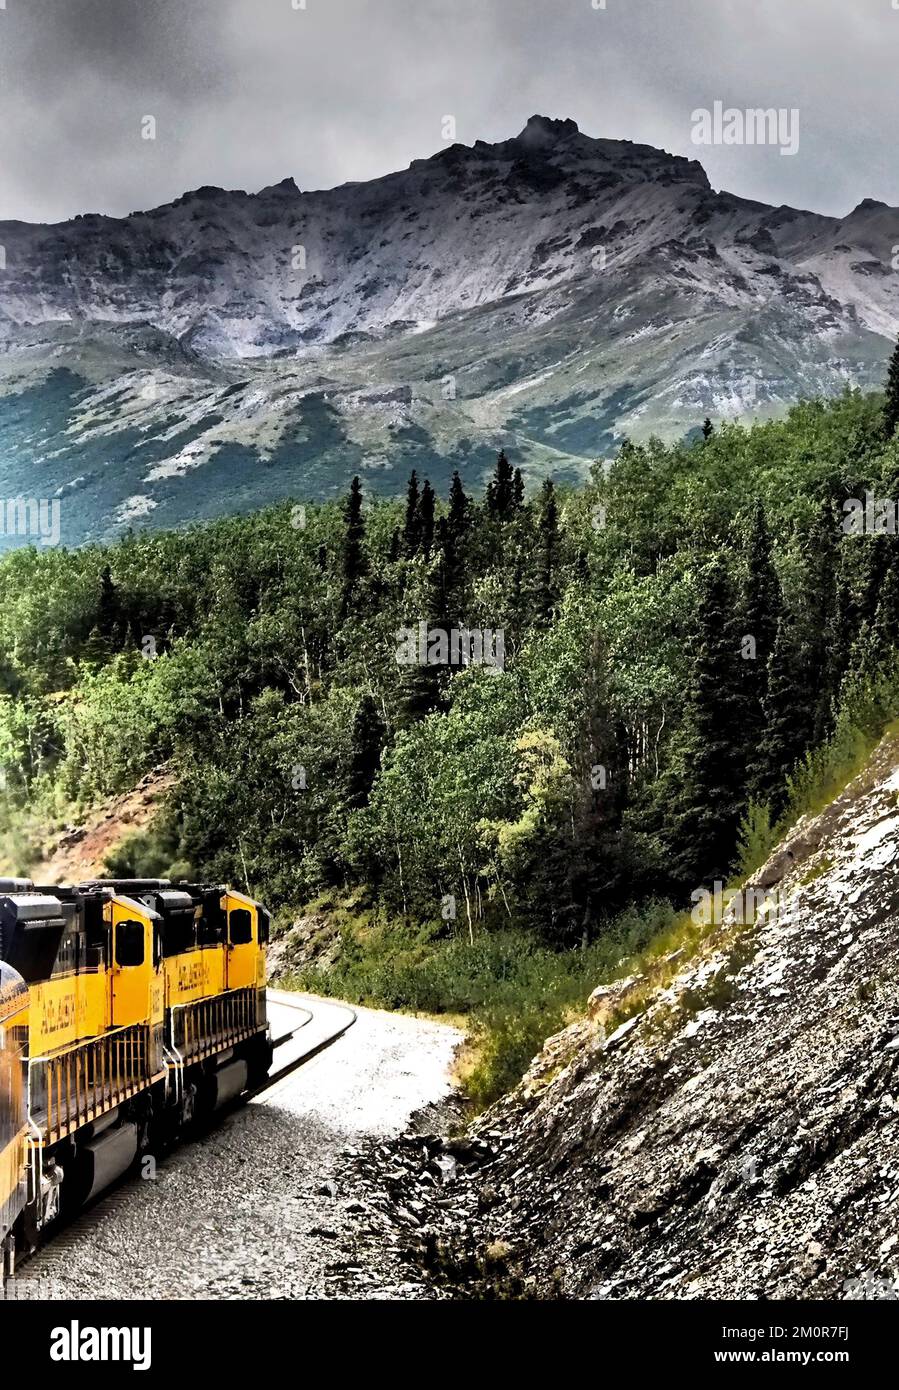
[883,333,899,438]
[702,418,715,441]
[567,631,632,937]
[738,502,781,789]
[446,470,470,546]
[799,505,840,746]
[403,470,422,556]
[97,564,121,643]
[533,478,560,624]
[873,562,899,659]
[861,534,899,667]
[486,449,515,521]
[826,556,857,696]
[672,559,747,882]
[512,467,525,510]
[754,507,839,810]
[348,693,386,808]
[859,533,892,629]
[443,471,471,618]
[340,476,367,617]
[396,589,445,727]
[419,480,436,557]
[755,611,813,818]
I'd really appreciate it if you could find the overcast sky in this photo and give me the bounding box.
[1,0,898,224]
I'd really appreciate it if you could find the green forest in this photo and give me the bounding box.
[3,373,899,1099]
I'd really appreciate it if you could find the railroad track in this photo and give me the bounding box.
[250,994,357,1103]
[3,993,356,1297]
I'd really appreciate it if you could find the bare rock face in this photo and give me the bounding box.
[365,733,899,1300]
[32,767,175,883]
[266,912,341,980]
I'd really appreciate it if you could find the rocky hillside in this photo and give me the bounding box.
[358,732,899,1300]
[30,769,174,885]
[2,115,898,543]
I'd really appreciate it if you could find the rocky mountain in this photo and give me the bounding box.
[348,732,899,1300]
[2,114,899,544]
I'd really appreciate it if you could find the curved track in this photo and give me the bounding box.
[250,989,357,1102]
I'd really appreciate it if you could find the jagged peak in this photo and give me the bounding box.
[846,196,891,218]
[259,176,300,197]
[516,114,581,144]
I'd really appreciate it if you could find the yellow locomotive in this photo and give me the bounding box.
[0,876,270,1276]
[1,957,28,1279]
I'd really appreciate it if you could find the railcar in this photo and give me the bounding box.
[0,956,28,1279]
[0,877,271,1277]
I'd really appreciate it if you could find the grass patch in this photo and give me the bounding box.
[798,854,834,886]
[737,664,899,883]
[286,899,680,1107]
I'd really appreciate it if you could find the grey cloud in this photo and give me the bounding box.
[0,0,897,224]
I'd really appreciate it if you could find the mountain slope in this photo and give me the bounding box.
[357,731,899,1300]
[2,115,898,543]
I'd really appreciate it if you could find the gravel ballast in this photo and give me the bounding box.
[14,994,462,1301]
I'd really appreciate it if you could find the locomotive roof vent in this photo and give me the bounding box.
[156,890,195,911]
[1,893,65,921]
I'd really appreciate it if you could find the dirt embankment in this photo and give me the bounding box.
[31,769,174,885]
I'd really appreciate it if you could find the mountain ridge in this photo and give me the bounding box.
[1,114,898,544]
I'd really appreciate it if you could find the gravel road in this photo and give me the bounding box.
[12,992,462,1301]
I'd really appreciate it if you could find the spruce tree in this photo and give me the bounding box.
[397,561,446,727]
[798,505,840,746]
[673,559,747,883]
[403,470,422,556]
[512,467,525,510]
[873,562,899,659]
[419,480,436,557]
[533,478,560,624]
[755,611,812,818]
[738,502,781,790]
[702,418,714,441]
[447,470,470,544]
[883,333,899,438]
[97,564,121,643]
[348,693,386,807]
[443,471,471,620]
[826,556,857,696]
[864,534,899,667]
[486,449,515,521]
[340,476,367,617]
[754,508,839,810]
[568,630,631,936]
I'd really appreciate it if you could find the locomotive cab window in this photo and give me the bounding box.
[229,909,253,945]
[115,919,145,968]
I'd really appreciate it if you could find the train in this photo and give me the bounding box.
[0,876,271,1281]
